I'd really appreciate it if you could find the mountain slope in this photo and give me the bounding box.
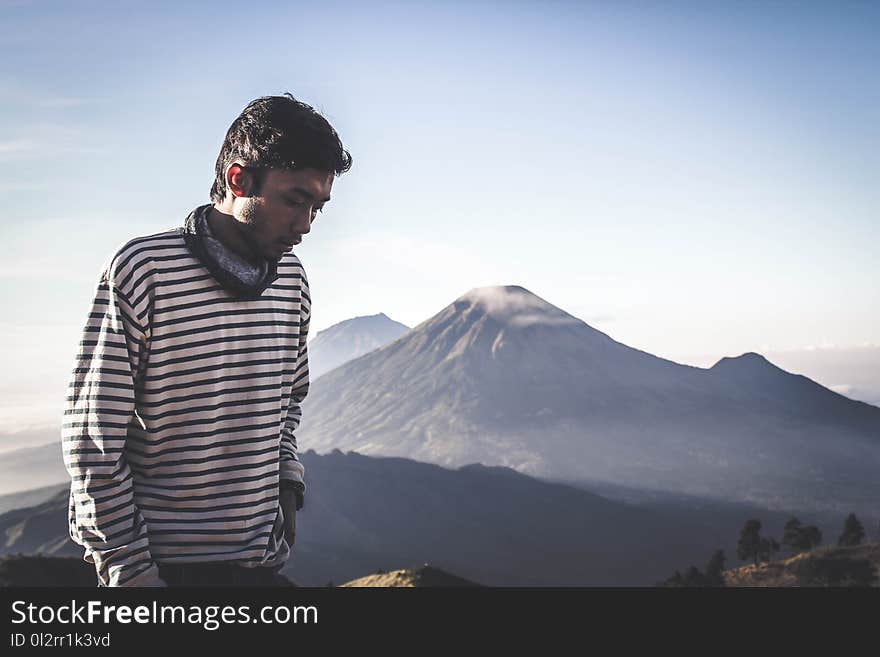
[0,483,67,516]
[0,488,78,556]
[1,450,802,587]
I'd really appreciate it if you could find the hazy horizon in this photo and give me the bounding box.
[2,289,878,449]
[2,1,878,436]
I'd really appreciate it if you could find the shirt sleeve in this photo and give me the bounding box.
[62,273,163,587]
[279,268,310,503]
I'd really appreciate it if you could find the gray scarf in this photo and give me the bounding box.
[182,204,280,300]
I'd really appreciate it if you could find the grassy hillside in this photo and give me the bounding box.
[339,564,481,587]
[722,541,880,587]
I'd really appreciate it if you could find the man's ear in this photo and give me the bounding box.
[225,162,255,198]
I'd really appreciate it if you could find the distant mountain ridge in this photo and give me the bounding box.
[709,352,880,432]
[308,312,410,380]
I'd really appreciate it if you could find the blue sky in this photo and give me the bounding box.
[1,0,878,435]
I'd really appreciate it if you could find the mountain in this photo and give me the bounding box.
[298,285,880,518]
[308,313,410,380]
[0,450,826,587]
[0,442,68,497]
[709,352,880,431]
[0,488,79,556]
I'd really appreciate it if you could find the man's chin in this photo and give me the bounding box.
[265,244,288,261]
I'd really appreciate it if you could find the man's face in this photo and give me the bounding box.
[233,167,334,260]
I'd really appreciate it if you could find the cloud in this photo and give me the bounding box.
[800,342,880,352]
[827,384,880,408]
[462,285,582,327]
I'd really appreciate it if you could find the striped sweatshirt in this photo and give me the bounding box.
[62,204,310,587]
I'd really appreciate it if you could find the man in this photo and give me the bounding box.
[62,94,351,587]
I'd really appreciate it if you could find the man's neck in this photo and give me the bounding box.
[206,205,264,266]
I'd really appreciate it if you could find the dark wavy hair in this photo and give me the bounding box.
[210,93,352,204]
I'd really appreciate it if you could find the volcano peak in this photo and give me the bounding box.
[458,285,581,328]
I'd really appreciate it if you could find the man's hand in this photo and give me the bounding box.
[280,488,297,547]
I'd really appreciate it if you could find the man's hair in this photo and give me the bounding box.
[210,93,352,204]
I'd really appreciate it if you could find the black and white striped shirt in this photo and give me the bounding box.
[62,207,310,587]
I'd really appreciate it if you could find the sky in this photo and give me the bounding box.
[1,0,878,441]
